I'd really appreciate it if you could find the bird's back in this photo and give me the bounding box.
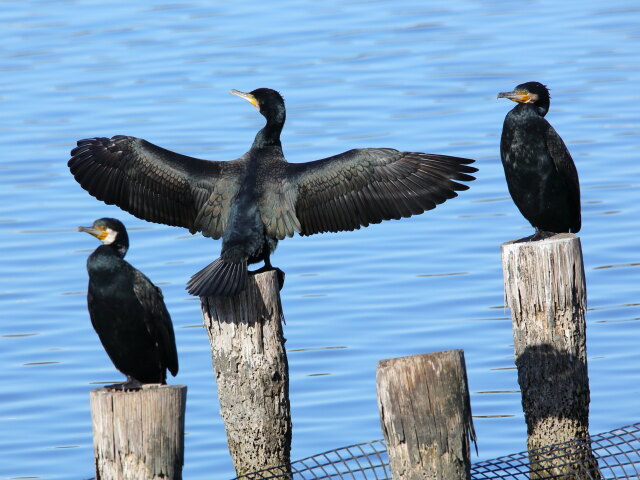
[223,147,287,249]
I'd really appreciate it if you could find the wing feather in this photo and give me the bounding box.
[132,271,179,377]
[68,135,239,238]
[545,125,581,232]
[286,148,476,236]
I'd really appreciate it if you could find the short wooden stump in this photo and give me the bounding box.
[90,384,187,480]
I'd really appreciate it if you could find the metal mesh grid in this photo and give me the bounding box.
[471,423,640,479]
[234,423,640,480]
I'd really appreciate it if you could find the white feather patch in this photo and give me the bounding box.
[101,228,118,245]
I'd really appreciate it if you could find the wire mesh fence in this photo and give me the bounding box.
[234,423,640,480]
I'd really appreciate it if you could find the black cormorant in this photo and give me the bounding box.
[498,82,581,239]
[69,88,477,297]
[78,218,179,389]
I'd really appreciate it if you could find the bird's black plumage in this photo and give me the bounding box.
[498,82,581,237]
[78,218,178,389]
[69,88,477,297]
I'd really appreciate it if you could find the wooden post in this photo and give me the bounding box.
[90,384,187,480]
[376,349,475,480]
[201,270,291,476]
[501,233,600,479]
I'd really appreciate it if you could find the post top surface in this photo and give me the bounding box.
[377,349,464,369]
[501,232,579,249]
[90,384,187,395]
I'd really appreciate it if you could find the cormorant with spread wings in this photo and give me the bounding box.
[69,88,477,297]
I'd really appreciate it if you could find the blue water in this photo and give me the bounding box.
[2,0,640,478]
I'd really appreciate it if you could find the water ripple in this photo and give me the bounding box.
[2,0,640,477]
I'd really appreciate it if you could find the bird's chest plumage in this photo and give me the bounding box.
[502,113,550,169]
[502,114,557,188]
[85,253,150,353]
[87,254,136,303]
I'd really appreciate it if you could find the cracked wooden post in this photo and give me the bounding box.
[90,384,187,480]
[502,233,600,479]
[376,349,475,480]
[201,270,291,476]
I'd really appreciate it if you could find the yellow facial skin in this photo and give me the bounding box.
[77,225,108,240]
[230,89,259,109]
[497,90,539,104]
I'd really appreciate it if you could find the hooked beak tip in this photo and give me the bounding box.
[230,89,259,109]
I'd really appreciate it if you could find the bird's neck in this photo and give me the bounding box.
[514,102,548,118]
[87,244,127,276]
[103,242,128,259]
[252,112,285,149]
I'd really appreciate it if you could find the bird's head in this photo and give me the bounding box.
[230,88,285,123]
[498,81,550,115]
[78,217,129,256]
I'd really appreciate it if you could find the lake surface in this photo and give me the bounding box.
[1,0,640,478]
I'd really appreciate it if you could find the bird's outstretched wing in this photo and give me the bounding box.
[132,271,179,377]
[68,136,239,238]
[545,125,581,232]
[278,148,476,237]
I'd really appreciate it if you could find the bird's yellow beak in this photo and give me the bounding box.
[230,89,259,109]
[497,90,538,104]
[77,225,107,240]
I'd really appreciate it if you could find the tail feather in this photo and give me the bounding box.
[186,258,248,297]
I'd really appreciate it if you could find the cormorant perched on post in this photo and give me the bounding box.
[69,88,477,297]
[498,82,581,239]
[78,218,179,389]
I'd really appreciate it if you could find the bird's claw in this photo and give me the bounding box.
[105,377,143,391]
[250,266,285,290]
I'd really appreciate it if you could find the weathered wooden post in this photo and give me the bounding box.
[376,349,475,480]
[501,233,600,479]
[201,270,291,476]
[90,384,187,480]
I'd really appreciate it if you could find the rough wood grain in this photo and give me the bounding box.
[90,384,187,480]
[201,270,291,476]
[376,350,475,480]
[502,233,600,479]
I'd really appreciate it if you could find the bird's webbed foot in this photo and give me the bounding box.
[529,230,556,241]
[105,376,143,391]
